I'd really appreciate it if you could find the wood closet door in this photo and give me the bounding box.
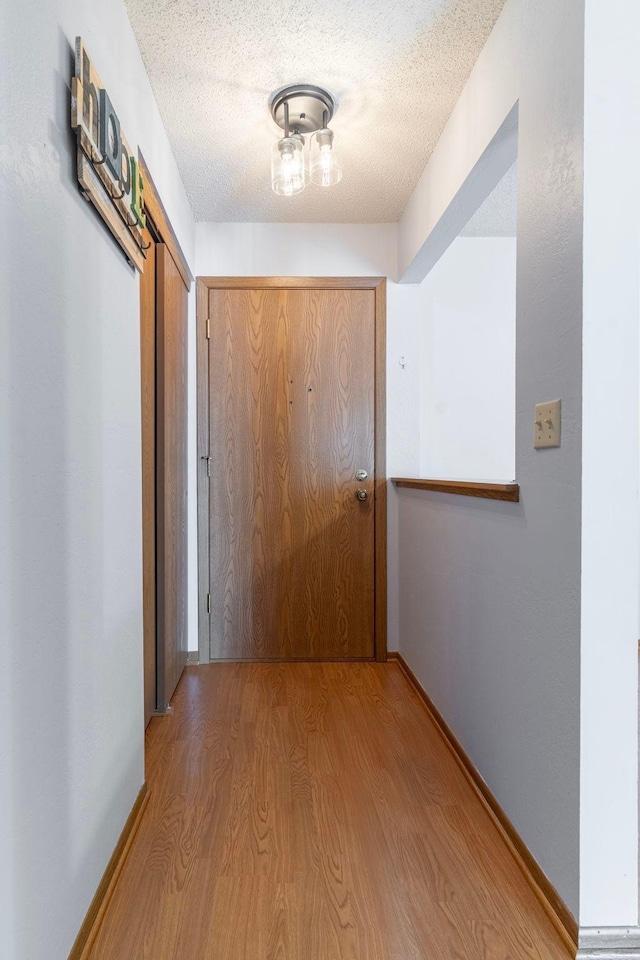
[208,287,375,660]
[140,230,157,725]
[156,244,188,705]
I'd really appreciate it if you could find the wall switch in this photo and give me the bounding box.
[534,400,561,448]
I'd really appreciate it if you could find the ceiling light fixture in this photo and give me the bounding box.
[269,84,342,196]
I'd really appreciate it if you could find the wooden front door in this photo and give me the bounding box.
[201,281,386,661]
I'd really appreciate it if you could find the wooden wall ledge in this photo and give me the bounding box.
[392,478,520,502]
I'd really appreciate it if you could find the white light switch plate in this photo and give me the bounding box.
[534,400,561,448]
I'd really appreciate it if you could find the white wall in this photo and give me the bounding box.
[192,223,423,653]
[0,2,195,958]
[580,0,640,929]
[396,0,585,920]
[419,236,516,481]
[2,0,636,951]
[397,0,640,932]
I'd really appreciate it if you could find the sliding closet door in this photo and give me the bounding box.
[140,230,157,726]
[156,243,188,708]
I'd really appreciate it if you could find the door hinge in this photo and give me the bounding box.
[206,317,210,339]
[201,454,211,477]
[206,593,211,614]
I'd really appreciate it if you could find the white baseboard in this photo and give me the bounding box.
[578,927,640,959]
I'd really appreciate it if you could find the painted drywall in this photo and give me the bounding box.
[460,161,517,238]
[419,236,516,481]
[400,98,518,283]
[580,0,640,927]
[396,0,585,920]
[0,2,195,958]
[192,222,423,653]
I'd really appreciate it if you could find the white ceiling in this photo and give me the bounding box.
[124,0,507,223]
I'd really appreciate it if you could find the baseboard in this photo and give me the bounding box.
[577,927,640,959]
[388,652,578,956]
[67,783,150,960]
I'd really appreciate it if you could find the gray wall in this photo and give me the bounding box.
[396,0,584,916]
[0,2,194,958]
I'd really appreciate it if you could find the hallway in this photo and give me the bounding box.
[88,662,570,959]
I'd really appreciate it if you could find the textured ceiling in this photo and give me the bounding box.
[461,162,518,236]
[124,0,507,222]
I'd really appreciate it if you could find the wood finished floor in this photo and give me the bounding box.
[88,663,571,960]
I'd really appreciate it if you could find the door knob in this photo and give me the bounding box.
[356,488,368,501]
[355,469,368,481]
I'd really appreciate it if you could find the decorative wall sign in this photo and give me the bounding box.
[71,38,148,271]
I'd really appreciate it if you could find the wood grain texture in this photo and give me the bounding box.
[392,477,520,501]
[140,229,157,725]
[138,153,193,290]
[76,152,146,271]
[67,785,149,960]
[208,287,376,661]
[156,244,189,707]
[388,652,578,954]
[196,280,211,665]
[198,277,385,290]
[374,281,387,661]
[86,663,572,960]
[72,39,147,270]
[140,165,191,716]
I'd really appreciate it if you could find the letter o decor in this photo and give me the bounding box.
[71,38,148,272]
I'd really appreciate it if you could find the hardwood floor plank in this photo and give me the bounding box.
[87,662,572,960]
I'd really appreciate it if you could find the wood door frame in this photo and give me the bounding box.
[196,276,387,664]
[139,155,192,724]
[138,153,193,289]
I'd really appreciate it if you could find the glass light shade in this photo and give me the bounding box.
[271,136,306,196]
[310,128,342,187]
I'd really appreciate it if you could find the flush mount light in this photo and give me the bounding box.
[269,84,342,196]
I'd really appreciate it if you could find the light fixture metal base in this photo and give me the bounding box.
[270,84,336,135]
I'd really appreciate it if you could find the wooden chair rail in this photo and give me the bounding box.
[392,477,520,502]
